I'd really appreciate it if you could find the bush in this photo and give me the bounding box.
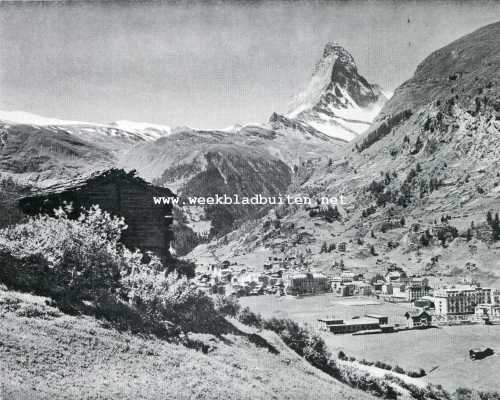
[214,295,241,317]
[0,204,230,336]
[392,365,405,374]
[0,204,126,302]
[237,306,263,328]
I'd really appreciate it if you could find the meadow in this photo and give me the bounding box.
[240,294,500,392]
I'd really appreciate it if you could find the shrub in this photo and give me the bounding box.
[0,204,126,302]
[0,204,229,336]
[214,294,241,317]
[237,306,263,328]
[392,365,405,374]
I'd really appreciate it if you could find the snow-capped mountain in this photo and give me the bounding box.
[0,110,172,143]
[109,120,172,141]
[287,42,389,141]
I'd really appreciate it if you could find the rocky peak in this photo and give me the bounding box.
[287,42,387,141]
[321,42,356,67]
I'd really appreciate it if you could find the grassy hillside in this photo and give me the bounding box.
[0,288,374,400]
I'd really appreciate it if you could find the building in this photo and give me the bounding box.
[331,276,343,292]
[284,272,330,295]
[365,314,389,325]
[354,281,373,296]
[385,269,406,283]
[475,304,500,321]
[317,317,344,331]
[331,279,355,296]
[371,280,385,293]
[406,280,431,302]
[404,310,432,328]
[18,169,174,264]
[381,276,430,302]
[433,285,492,317]
[382,283,393,295]
[340,271,355,282]
[328,317,381,334]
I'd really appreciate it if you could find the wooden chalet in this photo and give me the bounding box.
[18,169,175,264]
[404,310,432,329]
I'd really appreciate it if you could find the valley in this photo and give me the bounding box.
[1,13,500,400]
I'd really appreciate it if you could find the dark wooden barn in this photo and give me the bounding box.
[18,169,175,264]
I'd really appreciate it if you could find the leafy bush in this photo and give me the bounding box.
[237,306,264,328]
[335,365,398,399]
[0,204,229,335]
[0,204,126,301]
[214,295,241,317]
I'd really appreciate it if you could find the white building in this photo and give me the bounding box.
[433,285,492,316]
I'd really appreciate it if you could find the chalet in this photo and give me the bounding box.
[18,169,175,264]
[404,310,432,328]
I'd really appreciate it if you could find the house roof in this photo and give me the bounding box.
[406,310,430,318]
[20,168,174,199]
[365,313,388,319]
[342,317,380,326]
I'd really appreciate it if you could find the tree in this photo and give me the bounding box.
[487,210,493,226]
[466,228,473,242]
[400,216,406,226]
[492,212,500,241]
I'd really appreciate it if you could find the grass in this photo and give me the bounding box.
[0,288,376,400]
[240,293,500,392]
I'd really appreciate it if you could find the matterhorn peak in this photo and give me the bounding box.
[287,42,388,142]
[322,42,355,65]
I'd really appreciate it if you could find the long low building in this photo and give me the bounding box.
[328,317,381,334]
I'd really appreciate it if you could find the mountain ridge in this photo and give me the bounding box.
[189,21,500,285]
[287,42,388,141]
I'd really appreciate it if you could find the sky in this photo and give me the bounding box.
[0,1,499,129]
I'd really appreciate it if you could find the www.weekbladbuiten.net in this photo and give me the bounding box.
[153,194,347,206]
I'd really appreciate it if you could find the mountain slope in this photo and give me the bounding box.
[0,287,376,400]
[287,43,388,141]
[118,123,344,240]
[0,112,173,185]
[190,21,500,284]
[0,123,115,185]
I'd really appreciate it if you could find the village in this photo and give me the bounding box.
[193,258,500,336]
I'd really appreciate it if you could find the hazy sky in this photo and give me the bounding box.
[0,1,499,129]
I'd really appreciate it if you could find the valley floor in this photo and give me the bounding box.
[240,294,500,392]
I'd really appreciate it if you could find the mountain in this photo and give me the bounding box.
[0,110,172,143]
[190,22,500,285]
[0,111,175,185]
[109,120,172,141]
[118,122,345,247]
[287,42,389,142]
